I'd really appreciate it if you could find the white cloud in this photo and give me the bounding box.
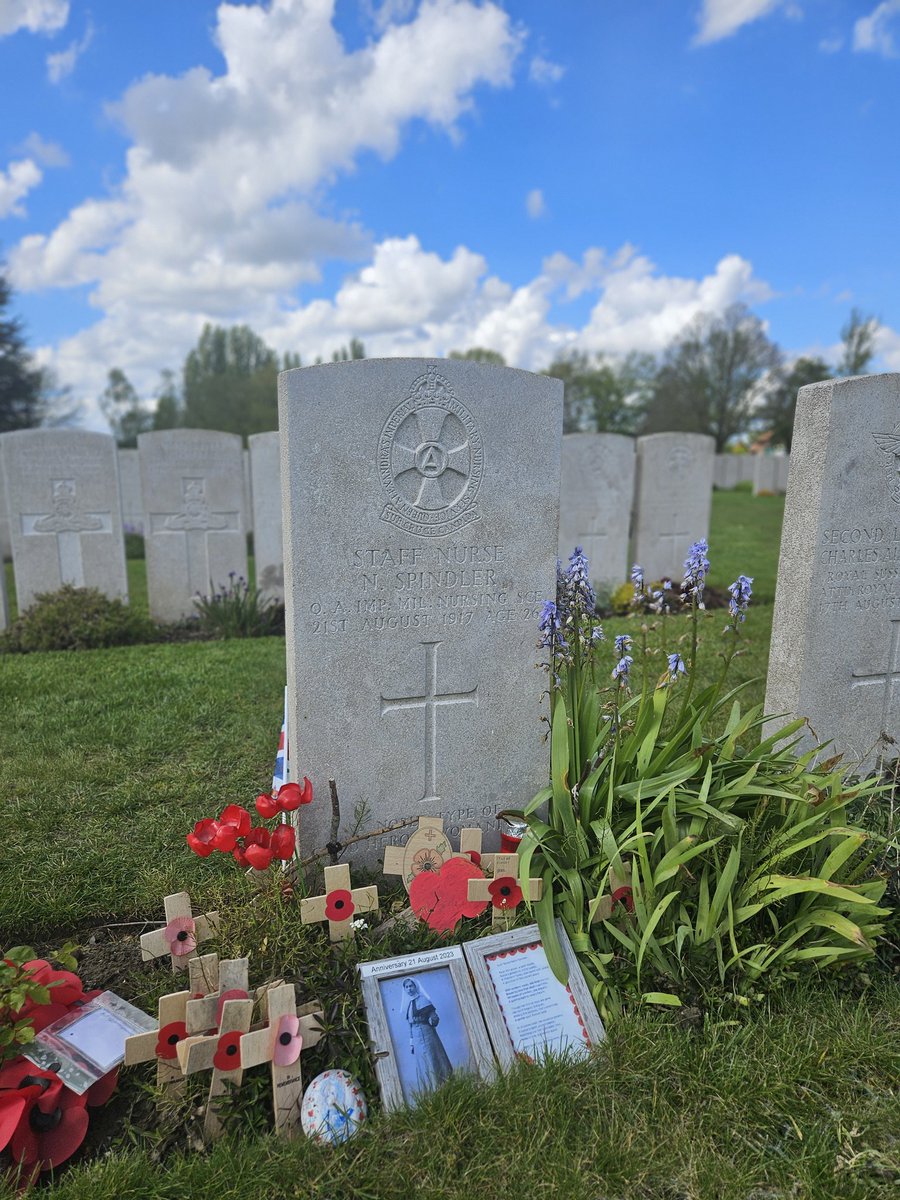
[875,323,900,370]
[694,0,790,45]
[46,18,92,82]
[525,188,546,218]
[20,131,70,167]
[854,1,900,57]
[0,0,67,37]
[0,158,42,218]
[529,53,565,85]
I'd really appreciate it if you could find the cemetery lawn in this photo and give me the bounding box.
[2,487,899,1198]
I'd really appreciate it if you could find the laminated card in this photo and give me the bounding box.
[279,359,562,864]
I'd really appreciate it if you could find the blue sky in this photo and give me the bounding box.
[1,0,899,428]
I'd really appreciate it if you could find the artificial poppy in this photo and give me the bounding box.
[18,961,84,1010]
[255,791,280,819]
[186,817,220,857]
[324,889,354,922]
[243,826,273,870]
[275,782,301,811]
[487,876,523,910]
[213,1031,243,1072]
[3,1065,89,1174]
[270,823,296,861]
[84,1069,118,1108]
[409,857,487,933]
[155,1020,188,1061]
[218,804,251,839]
[272,1015,302,1067]
[163,916,197,957]
[612,884,634,914]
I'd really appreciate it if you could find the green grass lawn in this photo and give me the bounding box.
[2,488,898,1199]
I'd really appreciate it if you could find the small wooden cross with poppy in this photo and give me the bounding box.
[184,958,250,1035]
[123,989,192,1091]
[139,892,220,972]
[383,816,454,892]
[466,853,543,930]
[239,983,325,1138]
[299,863,379,942]
[177,996,255,1142]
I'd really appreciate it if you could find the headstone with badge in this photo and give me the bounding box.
[280,359,562,863]
[558,433,635,592]
[632,432,714,581]
[0,429,128,611]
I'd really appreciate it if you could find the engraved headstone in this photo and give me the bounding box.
[0,457,12,560]
[0,429,128,611]
[117,448,144,534]
[766,373,900,772]
[558,434,635,592]
[0,558,8,631]
[280,359,562,863]
[632,433,715,581]
[138,430,247,622]
[247,431,283,603]
[752,453,789,496]
[243,448,253,534]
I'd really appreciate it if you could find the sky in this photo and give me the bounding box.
[1,0,899,430]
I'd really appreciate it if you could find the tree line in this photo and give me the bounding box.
[0,263,878,452]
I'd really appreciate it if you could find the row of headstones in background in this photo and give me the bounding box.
[559,432,715,588]
[713,452,790,495]
[118,448,255,537]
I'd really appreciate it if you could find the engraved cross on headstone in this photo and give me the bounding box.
[148,477,238,597]
[851,618,900,745]
[380,640,478,803]
[21,479,112,587]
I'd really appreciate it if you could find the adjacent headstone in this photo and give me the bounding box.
[558,434,635,592]
[0,558,8,631]
[0,457,12,560]
[632,433,715,581]
[0,429,128,611]
[775,455,790,494]
[138,430,247,622]
[714,454,751,490]
[247,432,283,603]
[280,359,562,864]
[766,373,900,772]
[117,448,144,534]
[243,449,253,534]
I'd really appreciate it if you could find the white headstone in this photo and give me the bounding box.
[243,448,253,534]
[558,434,635,592]
[766,374,900,772]
[280,359,562,862]
[247,432,283,603]
[0,558,8,631]
[633,433,715,581]
[138,429,247,622]
[0,429,128,611]
[117,448,144,534]
[0,457,12,560]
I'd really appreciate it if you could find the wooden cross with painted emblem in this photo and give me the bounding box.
[239,983,325,1138]
[383,816,454,892]
[466,853,542,930]
[300,863,379,942]
[177,996,255,1141]
[139,892,220,972]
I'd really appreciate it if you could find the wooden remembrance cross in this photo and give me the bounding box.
[139,892,220,972]
[300,864,379,942]
[239,983,325,1137]
[184,958,250,1034]
[123,955,219,1091]
[467,853,542,930]
[177,997,254,1141]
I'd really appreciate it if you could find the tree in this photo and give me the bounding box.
[99,367,154,447]
[757,356,831,452]
[182,324,282,439]
[837,308,878,377]
[642,304,781,452]
[152,369,182,431]
[448,347,506,366]
[544,350,653,435]
[331,338,365,362]
[0,266,47,432]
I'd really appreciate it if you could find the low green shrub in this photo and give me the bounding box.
[0,584,154,652]
[123,529,145,559]
[193,573,282,638]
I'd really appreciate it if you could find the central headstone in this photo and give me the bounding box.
[766,373,900,772]
[280,359,562,862]
[633,433,715,581]
[558,433,635,593]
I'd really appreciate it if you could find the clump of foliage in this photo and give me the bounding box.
[0,944,78,1064]
[513,544,892,1023]
[192,573,282,638]
[1,584,154,652]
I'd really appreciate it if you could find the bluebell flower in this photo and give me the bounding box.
[614,634,632,656]
[565,545,596,612]
[667,652,686,682]
[630,563,643,591]
[612,654,633,682]
[538,599,566,650]
[682,539,710,599]
[727,574,753,622]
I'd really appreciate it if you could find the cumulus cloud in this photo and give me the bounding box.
[0,0,67,37]
[854,1,900,57]
[875,323,900,370]
[20,131,70,166]
[525,188,546,218]
[46,18,92,82]
[0,158,42,218]
[694,0,790,45]
[529,53,565,85]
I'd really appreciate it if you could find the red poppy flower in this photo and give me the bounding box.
[211,823,238,852]
[213,1031,243,1072]
[488,876,523,910]
[155,1020,188,1061]
[410,857,487,932]
[84,1068,118,1108]
[186,817,220,857]
[219,804,251,838]
[0,1064,89,1173]
[612,884,634,914]
[255,791,280,819]
[243,826,273,870]
[324,888,354,922]
[272,1015,302,1066]
[163,916,197,957]
[270,823,295,861]
[18,961,84,1010]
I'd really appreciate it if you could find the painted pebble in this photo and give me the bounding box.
[300,1069,367,1146]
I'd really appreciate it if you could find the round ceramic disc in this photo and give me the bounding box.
[401,826,453,891]
[301,1070,367,1145]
